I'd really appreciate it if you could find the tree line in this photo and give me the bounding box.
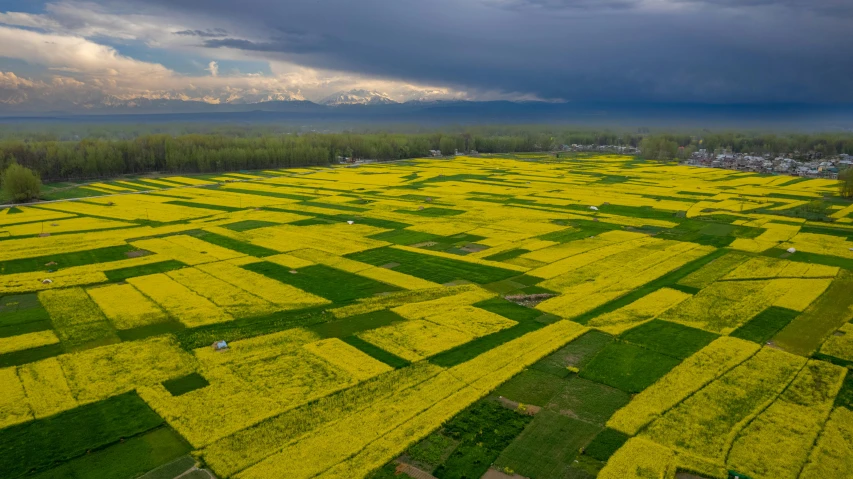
[1,126,852,182]
[0,129,642,182]
[0,134,428,181]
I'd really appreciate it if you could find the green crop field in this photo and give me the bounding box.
[1,154,852,479]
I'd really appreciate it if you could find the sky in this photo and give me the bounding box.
[0,0,851,110]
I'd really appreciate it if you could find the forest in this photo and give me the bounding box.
[0,124,852,182]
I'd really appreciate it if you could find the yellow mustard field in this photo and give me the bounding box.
[0,154,852,479]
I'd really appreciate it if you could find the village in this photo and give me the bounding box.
[683,150,853,179]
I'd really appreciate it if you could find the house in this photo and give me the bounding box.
[213,340,228,351]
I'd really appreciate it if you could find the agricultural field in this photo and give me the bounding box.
[1,154,852,479]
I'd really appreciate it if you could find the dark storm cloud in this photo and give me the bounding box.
[121,0,853,103]
[173,28,228,38]
[495,0,641,10]
[676,0,853,16]
[202,30,333,54]
[506,0,853,15]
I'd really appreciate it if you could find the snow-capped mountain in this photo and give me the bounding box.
[0,75,307,112]
[318,89,398,106]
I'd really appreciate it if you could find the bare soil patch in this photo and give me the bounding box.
[505,293,556,307]
[394,461,439,479]
[482,467,530,479]
[497,396,541,416]
[460,243,488,253]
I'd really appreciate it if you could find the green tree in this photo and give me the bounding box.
[640,136,679,161]
[841,168,853,199]
[439,136,457,156]
[1,163,42,203]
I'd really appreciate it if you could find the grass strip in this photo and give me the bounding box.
[267,207,410,230]
[1,244,139,275]
[341,335,410,369]
[620,320,718,359]
[0,293,51,338]
[0,320,53,339]
[429,321,543,368]
[174,306,330,350]
[308,309,405,339]
[367,229,439,245]
[221,220,280,232]
[730,306,799,344]
[483,248,530,262]
[116,321,185,342]
[474,297,544,322]
[165,200,243,212]
[762,248,853,270]
[193,231,279,257]
[301,201,369,212]
[530,330,613,377]
[395,207,465,217]
[833,372,853,409]
[773,270,853,355]
[584,428,630,462]
[104,260,186,282]
[346,247,518,284]
[244,262,401,303]
[0,342,63,368]
[0,392,163,478]
[223,187,314,201]
[572,248,726,325]
[28,427,191,479]
[812,352,853,370]
[579,342,681,393]
[162,373,210,396]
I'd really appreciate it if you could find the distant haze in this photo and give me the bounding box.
[2,102,852,132]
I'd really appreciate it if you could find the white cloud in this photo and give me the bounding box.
[0,23,480,106]
[0,2,542,108]
[0,1,191,44]
[0,26,168,76]
[0,11,63,30]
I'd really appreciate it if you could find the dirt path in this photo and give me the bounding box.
[481,467,530,479]
[395,461,439,479]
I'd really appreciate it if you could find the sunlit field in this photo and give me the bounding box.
[1,154,852,479]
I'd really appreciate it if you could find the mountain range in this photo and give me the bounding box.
[318,89,397,106]
[0,88,407,114]
[1,90,852,130]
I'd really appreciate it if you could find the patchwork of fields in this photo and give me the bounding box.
[1,154,853,479]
